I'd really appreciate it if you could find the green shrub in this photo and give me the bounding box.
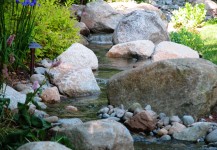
[171,2,206,30]
[33,0,80,60]
[170,28,205,53]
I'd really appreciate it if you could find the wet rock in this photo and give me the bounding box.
[41,87,60,103]
[30,74,46,85]
[152,41,199,62]
[160,135,171,141]
[44,116,58,123]
[206,129,217,143]
[113,10,169,44]
[173,122,216,141]
[102,113,110,119]
[125,111,157,132]
[65,105,78,112]
[182,115,195,126]
[17,142,71,150]
[106,40,155,59]
[57,119,134,150]
[168,122,186,135]
[108,58,217,119]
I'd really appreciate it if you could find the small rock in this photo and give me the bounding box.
[102,113,110,119]
[107,105,113,110]
[206,129,217,143]
[40,59,52,68]
[37,102,47,109]
[30,74,46,85]
[119,104,124,110]
[182,115,195,126]
[170,116,181,123]
[44,116,58,123]
[65,105,78,112]
[110,112,116,117]
[134,107,143,115]
[144,105,152,110]
[34,67,46,75]
[28,104,36,115]
[34,109,49,119]
[17,142,71,150]
[128,103,142,113]
[157,120,164,128]
[168,122,186,135]
[163,117,170,126]
[41,87,60,103]
[157,128,168,136]
[164,125,172,131]
[98,107,109,114]
[123,112,133,121]
[98,114,102,119]
[33,96,42,102]
[159,113,166,119]
[108,108,114,115]
[160,135,171,141]
[114,108,125,118]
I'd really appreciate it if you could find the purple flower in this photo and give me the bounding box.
[22,0,30,6]
[6,34,16,47]
[32,81,40,91]
[30,0,37,6]
[16,0,20,4]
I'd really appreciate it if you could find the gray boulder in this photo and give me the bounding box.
[113,10,169,45]
[17,142,71,150]
[81,0,123,33]
[173,122,216,141]
[107,58,217,119]
[206,129,217,143]
[57,119,134,150]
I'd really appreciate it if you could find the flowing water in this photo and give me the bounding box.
[46,43,210,150]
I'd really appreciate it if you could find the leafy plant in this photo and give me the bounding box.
[170,28,205,54]
[171,2,206,30]
[33,0,80,60]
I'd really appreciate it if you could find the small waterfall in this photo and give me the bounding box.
[87,34,113,45]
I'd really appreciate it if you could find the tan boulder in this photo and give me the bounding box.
[41,87,60,103]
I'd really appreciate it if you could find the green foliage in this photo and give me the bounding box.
[205,18,217,25]
[171,3,206,30]
[170,28,205,53]
[0,84,51,150]
[33,0,80,60]
[0,0,38,68]
[51,134,75,149]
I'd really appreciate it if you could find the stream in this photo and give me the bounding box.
[46,42,212,150]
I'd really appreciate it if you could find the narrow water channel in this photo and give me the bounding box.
[46,44,210,150]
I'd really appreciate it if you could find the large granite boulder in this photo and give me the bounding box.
[113,10,169,44]
[57,119,134,150]
[2,84,26,110]
[56,43,98,70]
[49,67,100,97]
[106,40,155,59]
[47,43,100,97]
[17,142,71,150]
[152,41,199,62]
[107,58,217,119]
[81,0,124,33]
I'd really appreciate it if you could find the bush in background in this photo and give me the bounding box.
[33,0,80,60]
[170,28,205,54]
[171,3,206,30]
